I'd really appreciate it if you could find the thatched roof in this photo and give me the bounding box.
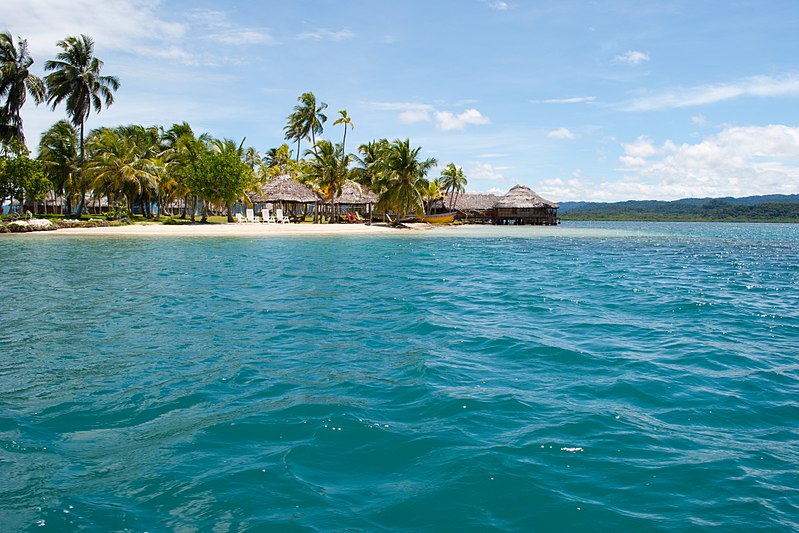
[250,174,318,203]
[445,192,499,211]
[335,185,379,205]
[495,184,559,209]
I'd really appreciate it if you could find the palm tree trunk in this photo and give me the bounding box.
[75,119,86,217]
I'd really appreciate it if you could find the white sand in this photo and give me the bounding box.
[20,221,439,237]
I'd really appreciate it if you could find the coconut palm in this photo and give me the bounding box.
[84,127,157,215]
[422,178,443,215]
[38,120,79,214]
[439,163,467,210]
[162,123,210,221]
[45,34,119,216]
[374,139,437,223]
[352,138,390,189]
[0,32,46,145]
[333,109,354,153]
[304,140,350,222]
[284,91,327,160]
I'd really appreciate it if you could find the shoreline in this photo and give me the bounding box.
[7,221,442,237]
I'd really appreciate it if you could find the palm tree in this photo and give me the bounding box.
[44,34,120,216]
[304,140,350,222]
[439,163,467,210]
[162,123,209,221]
[84,127,157,216]
[37,120,79,214]
[374,139,437,223]
[422,178,443,215]
[284,91,327,160]
[0,32,46,145]
[333,109,354,153]
[352,138,389,189]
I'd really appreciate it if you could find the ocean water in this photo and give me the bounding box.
[1,221,797,531]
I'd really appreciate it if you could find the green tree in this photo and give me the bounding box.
[0,143,47,214]
[0,32,46,145]
[304,140,350,223]
[44,34,120,216]
[374,139,437,223]
[38,120,79,214]
[191,138,253,222]
[352,138,390,189]
[439,163,467,210]
[284,92,327,160]
[83,127,157,216]
[165,124,210,222]
[332,109,354,153]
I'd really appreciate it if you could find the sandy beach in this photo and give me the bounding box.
[15,221,438,237]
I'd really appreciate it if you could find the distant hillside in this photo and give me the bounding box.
[558,194,799,222]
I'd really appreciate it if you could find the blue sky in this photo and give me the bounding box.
[6,0,799,200]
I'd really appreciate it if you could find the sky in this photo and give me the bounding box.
[5,0,799,201]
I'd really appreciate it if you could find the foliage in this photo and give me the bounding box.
[189,138,254,222]
[439,163,467,210]
[38,120,79,213]
[560,198,799,222]
[0,144,49,213]
[332,109,354,152]
[0,32,46,145]
[373,138,437,220]
[284,92,327,160]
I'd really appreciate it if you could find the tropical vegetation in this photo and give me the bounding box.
[1,32,468,225]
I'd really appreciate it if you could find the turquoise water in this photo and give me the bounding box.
[1,221,798,531]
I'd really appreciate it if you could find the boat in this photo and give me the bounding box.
[420,212,457,224]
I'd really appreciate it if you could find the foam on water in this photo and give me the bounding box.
[1,221,798,530]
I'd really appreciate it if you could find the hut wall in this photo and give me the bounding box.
[495,207,558,225]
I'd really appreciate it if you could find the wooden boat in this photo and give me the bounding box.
[420,212,456,224]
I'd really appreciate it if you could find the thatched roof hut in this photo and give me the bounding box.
[495,184,558,225]
[335,185,379,205]
[250,174,318,204]
[447,192,499,211]
[495,184,559,209]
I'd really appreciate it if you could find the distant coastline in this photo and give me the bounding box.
[559,194,799,223]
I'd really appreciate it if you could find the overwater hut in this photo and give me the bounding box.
[334,185,379,222]
[250,174,318,221]
[443,192,499,223]
[494,185,559,225]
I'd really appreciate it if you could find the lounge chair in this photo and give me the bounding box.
[275,208,290,223]
[246,208,256,223]
[235,213,245,223]
[262,209,275,224]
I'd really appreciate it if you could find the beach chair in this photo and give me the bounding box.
[262,209,275,224]
[354,212,364,222]
[275,208,290,223]
[246,208,256,223]
[235,213,245,223]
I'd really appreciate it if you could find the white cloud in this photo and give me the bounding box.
[548,127,576,140]
[533,96,597,104]
[624,74,799,111]
[400,109,432,124]
[692,114,707,126]
[435,108,490,131]
[4,0,187,58]
[482,1,510,10]
[614,125,799,199]
[615,50,650,65]
[467,162,509,181]
[296,28,355,41]
[369,102,489,131]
